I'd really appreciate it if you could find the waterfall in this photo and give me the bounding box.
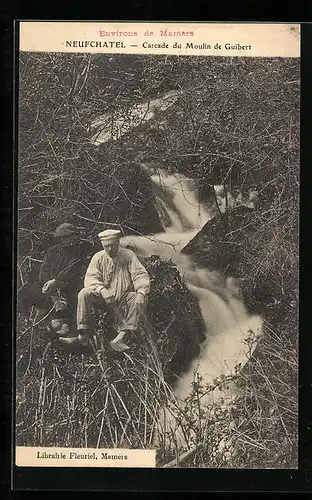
[90,95,263,450]
[119,167,263,425]
[118,167,263,451]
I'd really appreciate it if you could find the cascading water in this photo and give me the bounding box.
[119,166,263,447]
[90,94,263,451]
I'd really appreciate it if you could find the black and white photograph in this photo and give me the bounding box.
[16,24,299,469]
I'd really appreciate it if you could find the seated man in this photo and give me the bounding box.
[39,223,94,340]
[77,229,150,352]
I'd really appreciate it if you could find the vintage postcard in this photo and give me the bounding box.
[15,21,300,471]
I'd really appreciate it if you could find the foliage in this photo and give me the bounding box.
[16,257,203,449]
[158,321,298,469]
[19,53,299,253]
[17,52,299,468]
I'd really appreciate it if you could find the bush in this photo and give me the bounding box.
[16,257,204,450]
[17,52,299,468]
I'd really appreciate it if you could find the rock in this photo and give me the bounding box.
[181,205,256,277]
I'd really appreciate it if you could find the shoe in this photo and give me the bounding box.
[56,323,70,336]
[58,336,78,345]
[110,340,130,352]
[110,332,130,352]
[51,319,62,331]
[77,331,90,347]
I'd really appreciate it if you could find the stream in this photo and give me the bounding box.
[90,96,263,448]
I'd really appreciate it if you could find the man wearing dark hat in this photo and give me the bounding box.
[39,222,94,339]
[76,229,150,351]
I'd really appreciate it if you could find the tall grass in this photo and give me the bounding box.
[16,53,299,468]
[16,302,297,468]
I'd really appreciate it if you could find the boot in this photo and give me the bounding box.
[110,331,130,352]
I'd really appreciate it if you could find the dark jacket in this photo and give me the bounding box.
[39,240,94,295]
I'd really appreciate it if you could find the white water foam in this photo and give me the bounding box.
[90,94,263,450]
[119,167,263,448]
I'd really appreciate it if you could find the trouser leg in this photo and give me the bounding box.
[49,290,71,334]
[114,292,146,333]
[77,288,105,331]
[18,282,50,315]
[50,291,70,319]
[110,292,148,352]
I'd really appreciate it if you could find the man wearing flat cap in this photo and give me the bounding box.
[77,229,150,351]
[39,222,94,339]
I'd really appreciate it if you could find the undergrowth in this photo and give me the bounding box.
[16,260,298,468]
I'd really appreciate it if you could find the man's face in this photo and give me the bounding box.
[60,234,78,246]
[102,240,119,258]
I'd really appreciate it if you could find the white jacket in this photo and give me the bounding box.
[84,247,150,302]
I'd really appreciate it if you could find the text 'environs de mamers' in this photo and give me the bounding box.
[97,29,195,37]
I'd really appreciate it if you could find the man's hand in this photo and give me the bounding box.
[100,288,115,305]
[42,279,57,295]
[135,292,146,307]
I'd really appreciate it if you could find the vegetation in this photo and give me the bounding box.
[16,257,204,450]
[17,52,299,468]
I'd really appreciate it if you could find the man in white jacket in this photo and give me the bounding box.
[76,229,150,351]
